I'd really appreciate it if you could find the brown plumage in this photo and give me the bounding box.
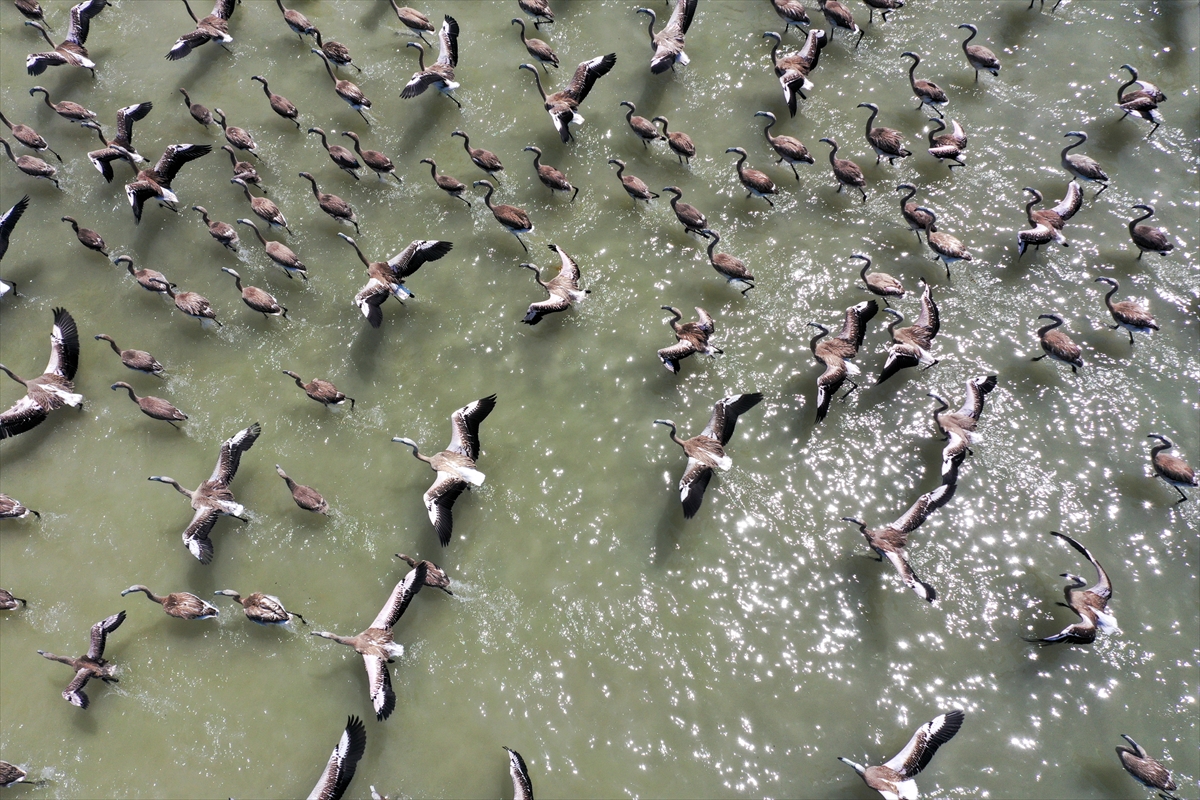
[662,186,710,237]
[28,86,95,125]
[0,137,58,188]
[156,281,222,328]
[853,253,904,305]
[519,53,616,142]
[94,334,164,376]
[755,111,813,180]
[701,230,754,294]
[657,305,721,374]
[511,18,558,70]
[519,0,554,29]
[876,279,939,385]
[343,132,399,183]
[1026,531,1117,645]
[0,307,81,440]
[232,177,290,234]
[927,117,967,168]
[857,103,910,164]
[1094,276,1158,344]
[275,464,328,514]
[958,24,999,80]
[400,17,461,108]
[1017,183,1081,257]
[192,205,239,251]
[111,382,186,427]
[1147,435,1196,503]
[1116,735,1177,795]
[420,158,470,205]
[1116,64,1164,137]
[637,0,697,74]
[654,393,763,519]
[762,29,827,117]
[863,0,905,23]
[838,709,964,797]
[237,218,306,280]
[113,254,174,294]
[23,1,104,78]
[222,267,286,319]
[251,75,300,128]
[283,370,354,409]
[1059,131,1107,194]
[520,244,587,325]
[215,589,306,624]
[0,109,60,161]
[1031,314,1082,373]
[653,116,695,164]
[620,101,662,147]
[125,143,212,224]
[314,29,359,73]
[395,553,453,595]
[475,179,532,252]
[927,375,997,475]
[524,146,577,201]
[0,589,27,611]
[310,563,427,720]
[771,0,809,30]
[167,0,236,61]
[819,137,865,202]
[61,215,106,255]
[901,52,948,116]
[179,88,212,128]
[308,127,361,179]
[1128,204,1173,259]
[214,108,260,161]
[275,0,315,37]
[37,611,126,709]
[392,2,434,42]
[914,206,971,279]
[726,147,776,207]
[121,585,217,620]
[221,144,263,190]
[895,183,934,242]
[608,158,657,203]
[311,49,372,124]
[0,493,39,520]
[808,301,878,422]
[452,130,503,180]
[818,0,863,46]
[392,395,497,546]
[299,171,358,232]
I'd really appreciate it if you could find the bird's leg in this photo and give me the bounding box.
[1031,354,1046,361]
[839,380,860,402]
[1175,487,1189,503]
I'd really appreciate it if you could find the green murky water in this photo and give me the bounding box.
[1,1,1197,797]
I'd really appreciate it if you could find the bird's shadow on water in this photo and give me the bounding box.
[838,550,890,659]
[349,325,387,379]
[395,99,458,160]
[359,0,392,31]
[177,53,226,91]
[651,494,685,568]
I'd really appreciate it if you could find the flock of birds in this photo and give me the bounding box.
[0,0,1193,797]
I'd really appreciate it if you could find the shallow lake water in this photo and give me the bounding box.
[0,1,1197,798]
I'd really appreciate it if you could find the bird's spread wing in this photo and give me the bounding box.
[183,507,220,564]
[437,15,458,67]
[0,195,30,243]
[836,300,878,348]
[1051,531,1112,600]
[424,474,466,546]
[354,280,390,328]
[1051,181,1082,222]
[0,394,50,440]
[679,458,712,519]
[88,610,126,660]
[914,283,939,336]
[401,70,441,99]
[957,375,997,420]
[46,307,79,380]
[548,244,579,283]
[387,239,452,279]
[210,421,262,486]
[657,339,695,369]
[371,562,427,631]
[152,143,211,186]
[363,655,396,722]
[668,0,698,35]
[701,393,763,446]
[214,0,237,20]
[565,53,617,103]
[114,101,152,147]
[890,483,953,533]
[447,394,497,459]
[307,715,366,800]
[882,709,965,778]
[63,668,92,709]
[884,549,936,602]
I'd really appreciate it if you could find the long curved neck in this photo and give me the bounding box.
[197,208,212,225]
[247,224,267,246]
[115,383,139,403]
[529,150,542,169]
[1036,317,1062,337]
[40,652,77,667]
[1025,193,1040,223]
[318,55,337,83]
[660,423,684,448]
[33,89,53,110]
[706,236,719,257]
[526,68,546,100]
[182,0,198,22]
[130,585,165,603]
[667,192,680,209]
[643,11,656,39]
[826,143,838,165]
[403,443,433,464]
[1060,136,1082,159]
[346,240,368,266]
[313,631,355,647]
[0,365,28,386]
[0,111,11,130]
[480,183,496,208]
[425,160,439,180]
[665,308,682,328]
[314,130,329,149]
[961,27,976,48]
[863,106,878,134]
[66,218,81,233]
[302,175,321,198]
[809,328,827,354]
[237,182,253,202]
[288,374,306,389]
[624,106,635,124]
[612,161,625,179]
[1117,70,1137,102]
[1149,440,1170,458]
[525,266,546,288]
[899,186,916,207]
[1129,209,1153,234]
[927,119,945,145]
[458,135,472,155]
[768,38,780,67]
[657,118,670,136]
[102,337,121,356]
[733,151,747,173]
[907,58,918,85]
[887,315,902,338]
[223,147,238,168]
[412,46,426,71]
[929,395,949,421]
[1100,283,1118,309]
[346,136,363,156]
[761,117,775,143]
[859,263,871,282]
[180,89,192,106]
[160,478,192,498]
[258,81,272,98]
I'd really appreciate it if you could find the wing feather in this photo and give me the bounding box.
[371,562,427,631]
[437,15,458,67]
[45,307,79,380]
[387,239,452,279]
[425,474,466,546]
[565,53,617,103]
[447,395,496,459]
[0,394,50,440]
[679,459,712,519]
[209,422,262,485]
[63,669,91,708]
[957,375,997,420]
[183,507,220,564]
[87,610,126,660]
[701,393,763,445]
[307,715,366,800]
[363,655,396,722]
[883,709,965,778]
